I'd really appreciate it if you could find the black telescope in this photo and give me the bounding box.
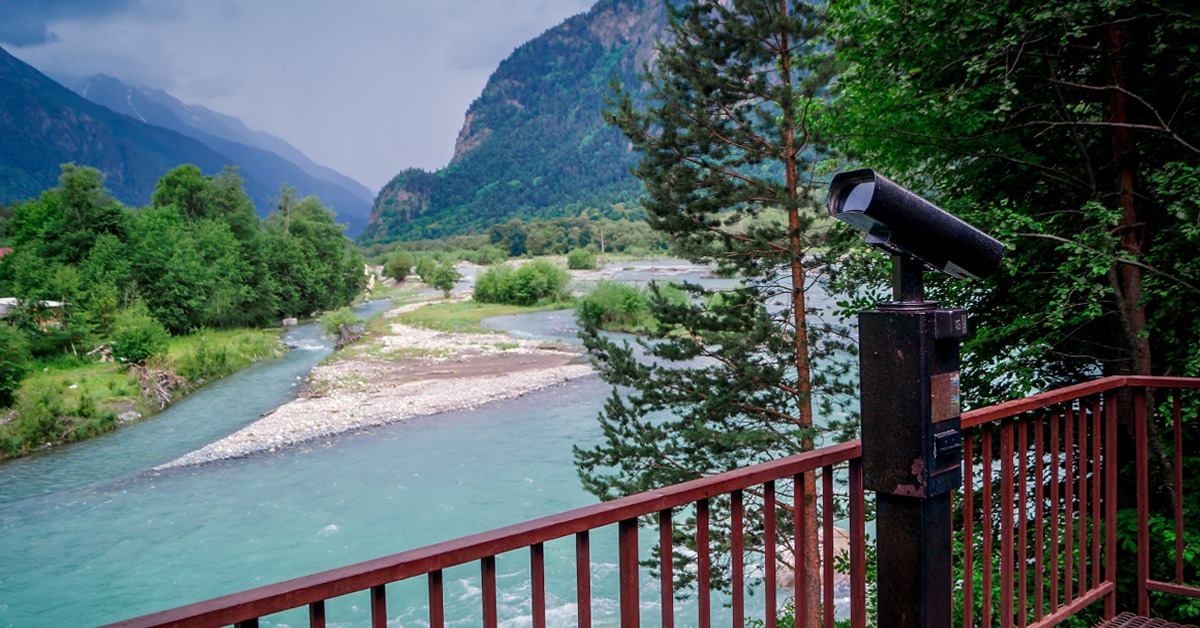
[827,168,1004,281]
[828,168,1006,627]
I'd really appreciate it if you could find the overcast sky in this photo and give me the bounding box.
[0,0,597,192]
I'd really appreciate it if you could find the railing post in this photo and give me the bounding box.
[619,517,640,627]
[859,255,966,628]
[1135,387,1150,616]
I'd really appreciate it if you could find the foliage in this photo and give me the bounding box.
[469,244,507,266]
[829,6,1200,616]
[390,300,566,334]
[168,328,282,384]
[566,248,597,270]
[383,249,415,282]
[0,328,280,458]
[473,260,571,306]
[414,257,462,297]
[110,304,169,365]
[358,215,668,264]
[0,165,365,337]
[576,1,854,612]
[0,323,30,407]
[319,307,365,338]
[0,164,361,457]
[575,280,690,334]
[576,280,649,332]
[828,0,1200,402]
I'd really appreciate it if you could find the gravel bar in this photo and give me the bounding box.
[156,302,594,469]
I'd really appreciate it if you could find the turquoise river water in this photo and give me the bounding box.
[1,264,771,627]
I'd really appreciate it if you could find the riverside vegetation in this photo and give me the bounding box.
[0,164,679,460]
[0,163,365,459]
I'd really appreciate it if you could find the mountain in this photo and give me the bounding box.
[63,74,374,205]
[0,48,369,235]
[360,0,665,244]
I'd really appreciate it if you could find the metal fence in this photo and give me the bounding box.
[105,376,1200,627]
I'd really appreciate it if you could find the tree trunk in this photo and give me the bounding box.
[1104,21,1150,378]
[1104,19,1174,501]
[777,7,820,625]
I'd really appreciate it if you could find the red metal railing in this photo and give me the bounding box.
[958,375,1200,627]
[105,442,867,627]
[105,375,1199,627]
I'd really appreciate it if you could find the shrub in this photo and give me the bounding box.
[428,263,462,297]
[576,281,692,333]
[471,245,507,266]
[383,250,415,282]
[576,281,650,331]
[0,324,30,408]
[473,260,570,306]
[110,304,170,365]
[320,307,365,337]
[567,248,597,270]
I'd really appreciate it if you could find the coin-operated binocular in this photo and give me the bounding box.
[829,168,1003,496]
[828,168,1004,628]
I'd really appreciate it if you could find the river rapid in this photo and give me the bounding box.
[0,262,762,627]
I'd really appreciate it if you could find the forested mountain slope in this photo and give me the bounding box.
[360,0,665,244]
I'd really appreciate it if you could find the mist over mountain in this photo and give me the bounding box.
[360,0,665,244]
[63,74,374,205]
[0,49,371,236]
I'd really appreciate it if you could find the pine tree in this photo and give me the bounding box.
[575,1,855,622]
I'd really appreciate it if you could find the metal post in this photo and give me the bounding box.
[859,254,966,628]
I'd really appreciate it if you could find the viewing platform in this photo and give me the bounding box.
[104,375,1200,627]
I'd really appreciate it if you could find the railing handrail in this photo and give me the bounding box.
[963,375,1200,428]
[105,440,861,627]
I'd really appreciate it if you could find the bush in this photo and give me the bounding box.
[576,281,650,331]
[576,281,692,333]
[110,304,170,365]
[471,245,507,266]
[473,260,570,306]
[567,248,597,270]
[428,263,461,297]
[383,250,415,282]
[0,324,30,408]
[320,307,365,337]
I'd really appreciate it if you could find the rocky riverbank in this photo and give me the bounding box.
[156,301,592,469]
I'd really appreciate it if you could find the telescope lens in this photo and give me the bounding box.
[840,181,875,214]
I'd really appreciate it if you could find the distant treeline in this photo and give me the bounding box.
[359,209,671,266]
[0,163,364,350]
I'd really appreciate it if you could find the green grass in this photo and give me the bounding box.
[364,284,423,301]
[391,300,570,333]
[0,327,284,459]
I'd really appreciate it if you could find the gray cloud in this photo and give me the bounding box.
[0,0,141,46]
[2,0,595,191]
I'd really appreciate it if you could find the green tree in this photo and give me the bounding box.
[110,303,169,365]
[473,260,568,305]
[489,218,528,257]
[127,204,207,333]
[0,323,30,408]
[152,164,213,220]
[8,165,128,267]
[576,0,852,617]
[384,249,415,282]
[262,190,364,317]
[829,0,1200,621]
[0,202,13,242]
[830,0,1199,397]
[427,261,461,298]
[566,248,596,270]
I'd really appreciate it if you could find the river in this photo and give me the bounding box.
[0,262,770,627]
